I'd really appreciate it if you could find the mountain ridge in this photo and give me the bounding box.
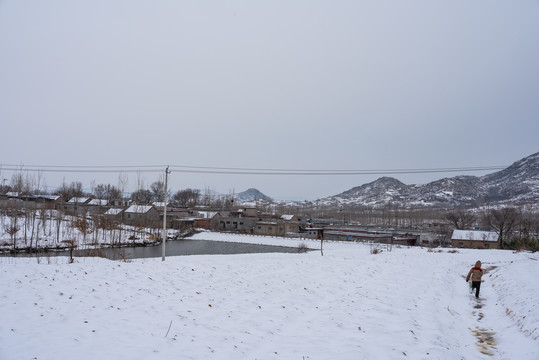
[230,152,538,209]
[309,152,539,208]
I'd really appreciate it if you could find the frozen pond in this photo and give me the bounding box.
[10,239,303,260]
[104,239,301,259]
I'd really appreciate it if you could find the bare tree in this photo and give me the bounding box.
[55,209,64,246]
[0,182,11,194]
[56,181,85,201]
[92,183,123,203]
[130,189,153,204]
[172,188,200,207]
[71,211,93,245]
[446,209,477,230]
[117,172,128,205]
[150,180,166,202]
[5,220,20,252]
[27,202,38,253]
[10,171,25,195]
[516,208,538,240]
[482,207,520,249]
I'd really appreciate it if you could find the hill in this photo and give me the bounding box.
[314,152,539,208]
[235,188,272,203]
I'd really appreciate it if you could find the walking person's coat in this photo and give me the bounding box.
[466,260,483,298]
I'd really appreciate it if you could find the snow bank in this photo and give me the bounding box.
[1,233,537,359]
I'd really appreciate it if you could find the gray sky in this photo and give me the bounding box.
[1,1,538,200]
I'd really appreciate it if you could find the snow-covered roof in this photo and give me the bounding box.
[451,230,499,242]
[281,215,296,221]
[125,205,154,214]
[105,208,123,215]
[11,194,62,201]
[38,195,62,201]
[152,201,170,208]
[198,211,218,219]
[88,199,108,206]
[68,197,91,204]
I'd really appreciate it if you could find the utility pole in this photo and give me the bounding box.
[162,166,170,261]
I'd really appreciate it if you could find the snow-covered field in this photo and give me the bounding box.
[1,232,537,359]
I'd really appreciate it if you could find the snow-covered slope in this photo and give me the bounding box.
[481,152,539,204]
[235,188,272,203]
[315,152,539,208]
[1,233,537,359]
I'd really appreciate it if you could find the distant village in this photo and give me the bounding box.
[0,189,511,251]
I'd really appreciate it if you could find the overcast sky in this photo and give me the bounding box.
[1,1,538,200]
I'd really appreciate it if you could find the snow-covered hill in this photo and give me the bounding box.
[235,188,272,203]
[315,152,539,208]
[1,233,537,359]
[207,153,538,208]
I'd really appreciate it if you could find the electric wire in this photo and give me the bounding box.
[0,163,508,176]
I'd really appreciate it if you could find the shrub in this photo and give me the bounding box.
[297,243,309,253]
[505,237,539,252]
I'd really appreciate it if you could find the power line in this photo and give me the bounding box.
[0,164,163,173]
[168,164,506,173]
[0,164,165,169]
[0,163,508,176]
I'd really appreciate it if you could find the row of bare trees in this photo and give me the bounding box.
[1,204,65,253]
[1,201,162,253]
[0,172,178,253]
[1,171,236,210]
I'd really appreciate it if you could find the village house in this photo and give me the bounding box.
[253,215,303,237]
[34,194,64,209]
[109,198,131,208]
[205,208,301,236]
[162,207,192,221]
[281,214,300,235]
[451,229,500,249]
[63,197,92,215]
[152,201,171,211]
[254,221,282,236]
[104,208,124,222]
[299,227,324,240]
[194,211,219,229]
[85,199,110,214]
[123,205,160,228]
[210,210,258,233]
[323,227,419,245]
[324,227,393,243]
[238,207,257,217]
[0,193,64,210]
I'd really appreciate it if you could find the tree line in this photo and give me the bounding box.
[0,176,205,208]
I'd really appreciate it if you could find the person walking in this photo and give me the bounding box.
[466,260,484,298]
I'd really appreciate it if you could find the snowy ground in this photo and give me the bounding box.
[1,232,538,359]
